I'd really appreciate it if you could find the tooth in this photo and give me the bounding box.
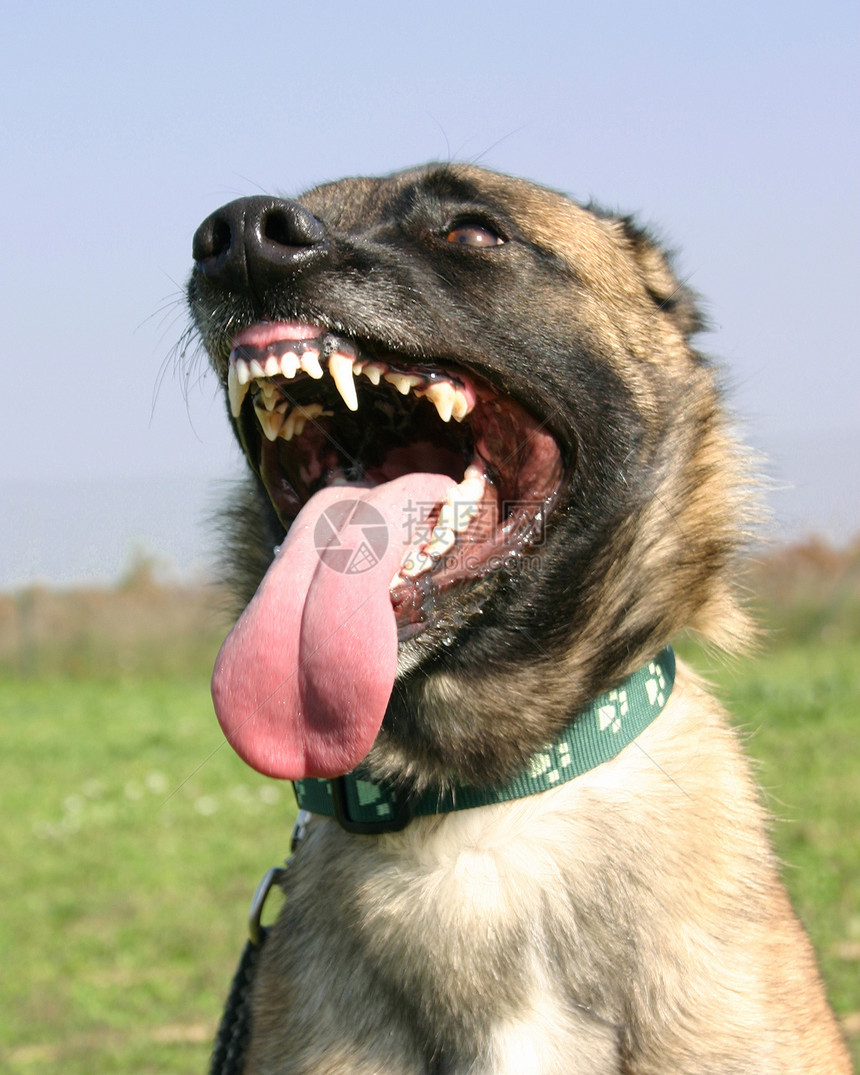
[422,382,456,423]
[249,358,266,379]
[361,363,385,386]
[279,410,298,442]
[399,549,434,578]
[264,355,280,377]
[280,351,300,378]
[328,352,358,411]
[438,494,480,533]
[291,403,332,437]
[300,350,324,379]
[235,358,252,386]
[457,477,486,505]
[228,364,249,417]
[384,371,423,395]
[451,388,470,421]
[255,405,284,442]
[301,403,332,421]
[425,526,456,558]
[258,381,279,410]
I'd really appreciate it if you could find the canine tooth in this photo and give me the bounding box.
[300,350,324,379]
[249,358,266,379]
[228,364,250,417]
[264,355,280,377]
[425,526,456,558]
[255,405,284,442]
[328,352,358,411]
[235,358,252,386]
[279,351,300,378]
[451,388,470,421]
[422,382,456,423]
[384,371,423,395]
[361,363,385,386]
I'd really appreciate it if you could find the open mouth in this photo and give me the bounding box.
[228,320,565,634]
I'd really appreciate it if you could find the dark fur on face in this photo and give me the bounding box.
[189,164,749,791]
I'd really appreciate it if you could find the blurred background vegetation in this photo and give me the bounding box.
[1,540,858,1072]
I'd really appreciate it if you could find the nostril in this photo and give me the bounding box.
[259,203,326,249]
[262,208,296,248]
[192,215,234,265]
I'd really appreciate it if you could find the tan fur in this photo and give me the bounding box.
[247,666,849,1073]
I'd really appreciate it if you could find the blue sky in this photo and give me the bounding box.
[2,1,858,586]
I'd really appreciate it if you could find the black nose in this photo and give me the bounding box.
[192,196,327,290]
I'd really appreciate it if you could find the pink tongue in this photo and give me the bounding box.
[211,473,456,779]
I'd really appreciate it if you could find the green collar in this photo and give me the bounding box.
[293,646,675,834]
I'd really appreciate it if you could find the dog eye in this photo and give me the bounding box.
[445,222,505,247]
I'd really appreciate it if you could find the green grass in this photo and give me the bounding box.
[0,674,296,1073]
[684,639,860,1064]
[1,644,857,1071]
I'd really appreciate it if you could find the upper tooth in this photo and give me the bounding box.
[384,371,423,395]
[361,363,385,386]
[228,364,250,417]
[451,388,470,421]
[235,358,252,386]
[280,351,300,378]
[301,350,324,379]
[249,358,266,379]
[328,352,358,411]
[264,355,280,377]
[422,382,456,422]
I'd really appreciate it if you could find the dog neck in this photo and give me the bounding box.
[293,647,676,834]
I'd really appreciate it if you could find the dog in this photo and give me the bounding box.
[187,164,850,1073]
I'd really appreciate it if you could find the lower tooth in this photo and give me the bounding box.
[400,549,434,578]
[384,371,423,395]
[437,501,476,533]
[424,527,456,557]
[256,407,284,442]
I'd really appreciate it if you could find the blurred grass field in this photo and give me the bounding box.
[1,541,858,1072]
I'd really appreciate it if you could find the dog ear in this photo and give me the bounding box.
[611,216,706,338]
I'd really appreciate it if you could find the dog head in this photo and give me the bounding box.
[188,164,749,790]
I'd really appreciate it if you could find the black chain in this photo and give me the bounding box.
[209,933,268,1075]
